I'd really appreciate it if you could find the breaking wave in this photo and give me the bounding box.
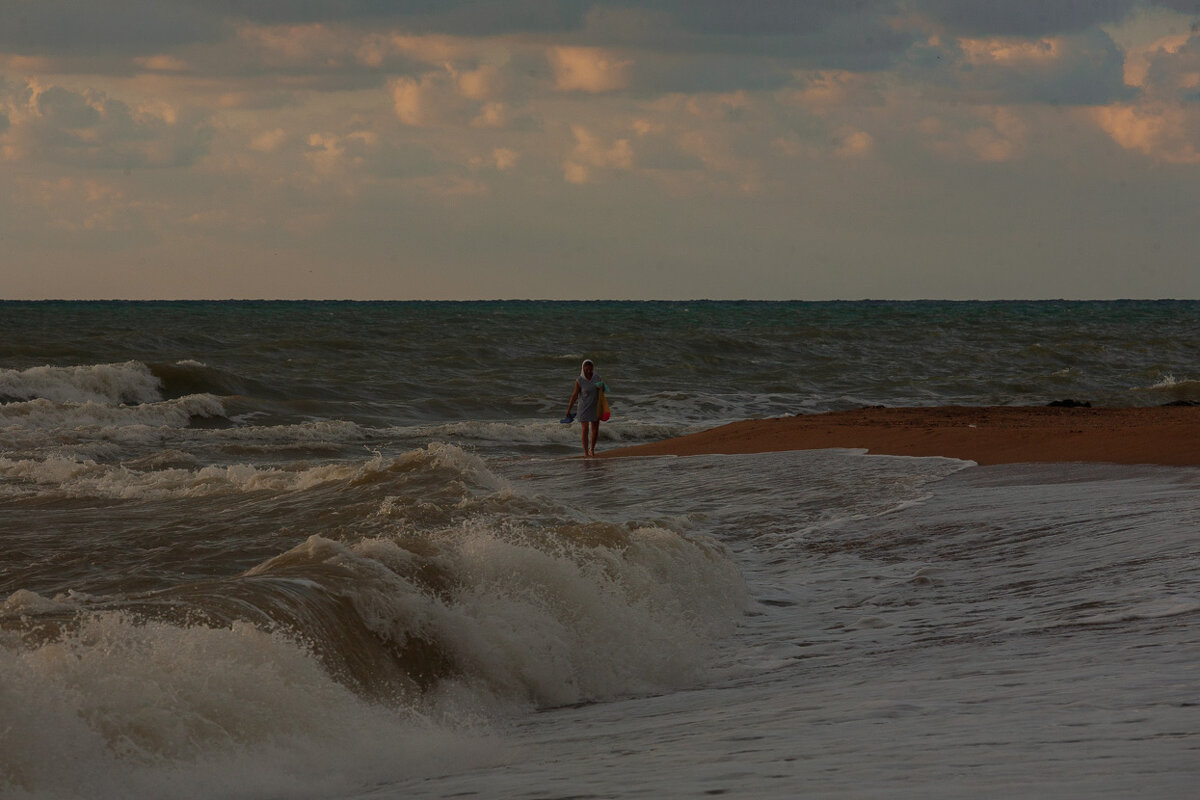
[0,444,748,798]
[0,362,163,405]
[1136,373,1200,403]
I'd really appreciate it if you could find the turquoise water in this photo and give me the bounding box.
[1,301,1197,798]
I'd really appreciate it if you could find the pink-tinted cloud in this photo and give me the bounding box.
[563,125,633,183]
[1091,29,1200,163]
[1092,103,1200,163]
[549,47,633,93]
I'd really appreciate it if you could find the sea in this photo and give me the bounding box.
[1,300,1197,799]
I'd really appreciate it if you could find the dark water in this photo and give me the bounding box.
[2,300,1198,436]
[1,300,1198,799]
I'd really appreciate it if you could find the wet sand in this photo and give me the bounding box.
[601,406,1200,466]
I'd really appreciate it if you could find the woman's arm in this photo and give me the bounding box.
[566,379,580,413]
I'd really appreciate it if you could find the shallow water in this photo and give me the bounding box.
[373,454,1199,799]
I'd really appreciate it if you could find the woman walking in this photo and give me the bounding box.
[565,359,606,456]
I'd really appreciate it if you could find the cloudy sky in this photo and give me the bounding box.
[2,0,1198,300]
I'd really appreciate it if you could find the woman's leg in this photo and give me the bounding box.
[588,421,599,455]
[580,420,591,455]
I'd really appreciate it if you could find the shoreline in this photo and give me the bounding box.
[599,406,1200,466]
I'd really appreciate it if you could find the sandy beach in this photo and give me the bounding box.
[602,406,1200,466]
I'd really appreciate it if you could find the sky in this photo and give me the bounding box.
[1,0,1199,300]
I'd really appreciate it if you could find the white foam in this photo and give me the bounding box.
[192,419,364,444]
[1147,373,1181,389]
[274,515,748,711]
[0,589,80,616]
[0,451,374,500]
[0,452,748,796]
[0,394,225,435]
[1134,372,1200,398]
[0,443,503,501]
[421,440,512,492]
[0,362,163,405]
[0,614,503,800]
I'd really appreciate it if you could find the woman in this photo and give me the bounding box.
[566,359,606,457]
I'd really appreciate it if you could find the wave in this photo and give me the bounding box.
[0,394,225,432]
[0,396,228,466]
[0,362,163,405]
[1134,373,1200,402]
[0,611,502,800]
[0,444,747,796]
[0,452,373,501]
[3,514,743,706]
[0,435,481,501]
[0,362,230,459]
[148,360,282,401]
[0,359,281,408]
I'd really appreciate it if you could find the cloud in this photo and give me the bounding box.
[779,70,885,111]
[305,131,366,175]
[470,146,520,171]
[456,63,506,99]
[18,175,148,233]
[390,70,486,126]
[910,0,1138,36]
[295,126,439,183]
[905,28,1133,105]
[833,127,875,158]
[1153,0,1200,11]
[916,107,1032,161]
[0,2,915,88]
[1092,103,1200,162]
[0,1,222,54]
[646,0,892,37]
[1139,30,1200,98]
[1089,28,1200,162]
[183,0,892,43]
[250,128,288,153]
[134,54,190,73]
[387,53,534,128]
[3,81,213,169]
[232,22,407,74]
[210,88,302,110]
[675,127,763,193]
[471,101,510,128]
[549,47,633,92]
[563,124,633,183]
[580,6,918,76]
[490,146,519,170]
[203,0,590,34]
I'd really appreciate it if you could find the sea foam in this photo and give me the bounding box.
[0,613,503,800]
[0,444,748,797]
[0,362,163,405]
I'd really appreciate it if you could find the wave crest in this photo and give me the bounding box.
[0,443,747,794]
[0,362,163,405]
[1134,373,1200,402]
